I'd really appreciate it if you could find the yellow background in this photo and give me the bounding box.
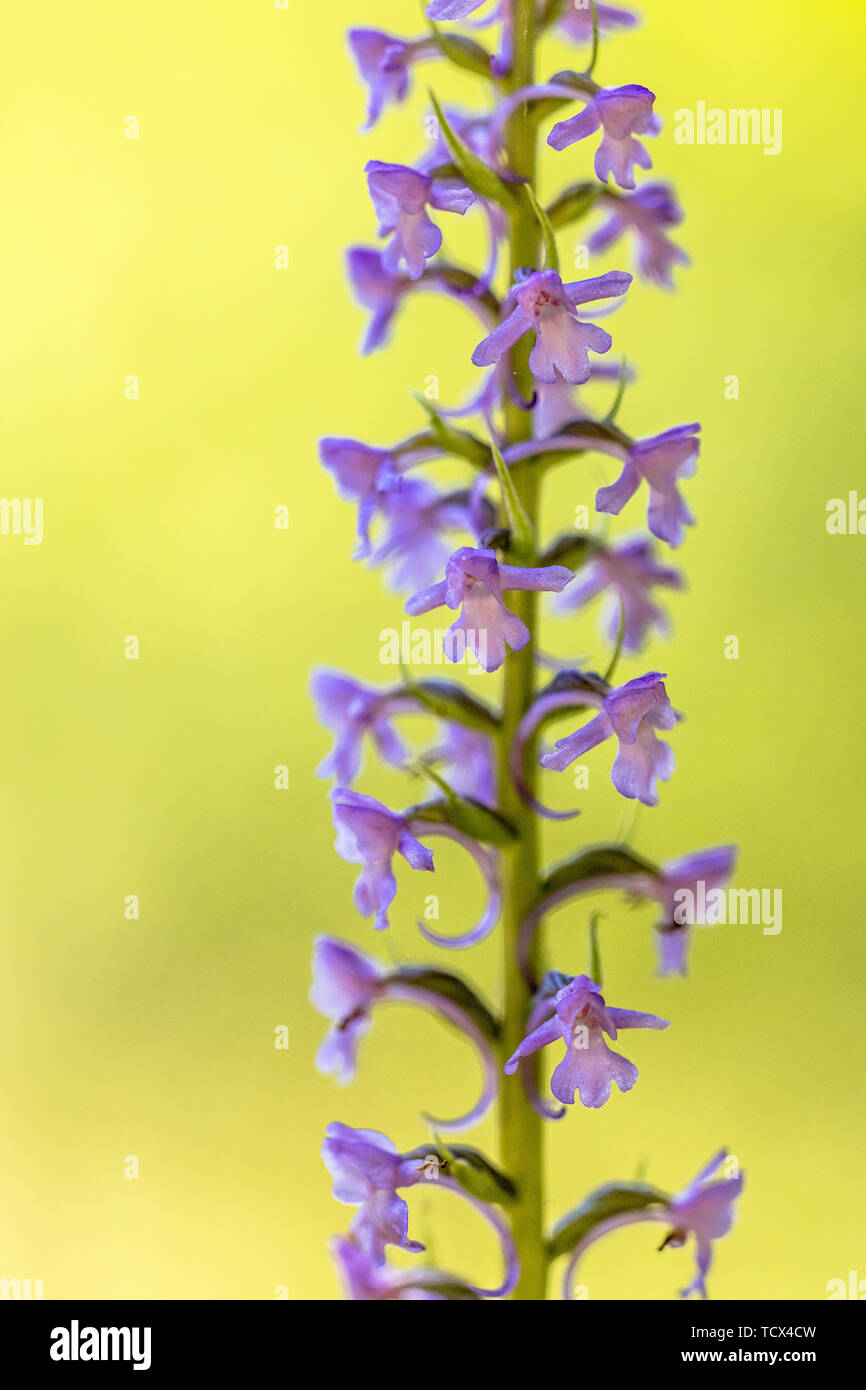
[0,0,863,1300]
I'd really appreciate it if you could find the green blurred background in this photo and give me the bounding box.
[0,0,863,1300]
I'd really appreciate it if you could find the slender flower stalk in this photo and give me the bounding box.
[313,0,743,1301]
[495,0,547,1298]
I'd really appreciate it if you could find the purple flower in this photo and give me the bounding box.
[346,246,411,354]
[425,722,496,805]
[331,1238,453,1300]
[406,546,574,673]
[332,788,434,930]
[372,479,476,593]
[532,361,626,437]
[311,937,384,1083]
[472,269,631,385]
[322,1122,424,1263]
[324,1122,520,1296]
[589,184,689,288]
[557,535,683,651]
[426,0,491,19]
[549,85,660,190]
[318,435,394,554]
[540,672,677,806]
[596,424,700,547]
[653,846,738,976]
[318,441,473,588]
[366,161,474,281]
[505,974,669,1108]
[312,670,408,784]
[312,935,499,1128]
[557,2,638,43]
[516,841,737,986]
[561,1147,743,1300]
[348,29,434,130]
[662,1150,745,1298]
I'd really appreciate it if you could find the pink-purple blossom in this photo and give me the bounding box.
[406,546,574,673]
[653,846,738,976]
[472,269,632,385]
[322,1122,424,1263]
[311,937,385,1083]
[532,360,627,436]
[324,1122,520,1295]
[561,1148,743,1300]
[348,29,434,130]
[556,2,637,43]
[346,246,411,354]
[331,1237,457,1300]
[366,161,474,281]
[505,974,669,1108]
[662,1150,745,1298]
[318,436,394,554]
[540,672,677,806]
[548,85,660,190]
[369,476,476,593]
[590,184,689,288]
[318,439,476,588]
[557,535,683,651]
[427,0,491,19]
[311,671,408,784]
[425,722,496,805]
[596,424,701,547]
[332,788,434,931]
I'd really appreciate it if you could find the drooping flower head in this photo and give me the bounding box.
[556,2,638,44]
[324,1123,520,1296]
[332,1238,473,1300]
[472,269,632,385]
[596,423,700,547]
[653,846,738,976]
[505,974,669,1108]
[557,535,683,651]
[532,360,628,438]
[549,85,660,190]
[312,935,500,1129]
[311,937,385,1083]
[318,436,395,554]
[348,29,435,130]
[332,788,434,930]
[589,184,689,288]
[426,0,492,19]
[366,161,474,281]
[322,1122,424,1263]
[424,722,496,805]
[540,672,677,806]
[661,1150,745,1298]
[406,546,574,673]
[560,1148,743,1301]
[311,670,408,784]
[318,441,475,589]
[345,247,411,354]
[369,477,477,593]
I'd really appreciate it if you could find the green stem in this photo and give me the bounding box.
[496,0,546,1301]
